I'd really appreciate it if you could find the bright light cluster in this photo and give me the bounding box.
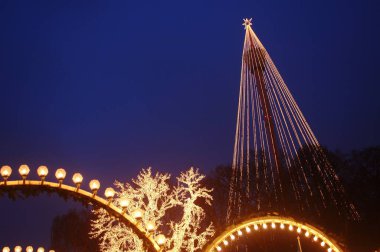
[208,218,340,252]
[90,167,215,252]
[0,165,165,251]
[2,246,53,252]
[0,165,116,198]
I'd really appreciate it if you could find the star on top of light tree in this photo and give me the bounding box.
[243,18,252,29]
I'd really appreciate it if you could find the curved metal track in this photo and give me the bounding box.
[205,216,343,252]
[0,179,161,251]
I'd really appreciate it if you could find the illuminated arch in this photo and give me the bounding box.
[205,216,344,252]
[0,165,161,252]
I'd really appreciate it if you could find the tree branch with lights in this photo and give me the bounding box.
[90,167,215,252]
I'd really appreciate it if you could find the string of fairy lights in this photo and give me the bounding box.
[227,18,359,222]
[2,246,52,252]
[0,165,166,251]
[206,217,342,252]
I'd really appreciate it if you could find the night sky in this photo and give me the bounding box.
[1,0,379,248]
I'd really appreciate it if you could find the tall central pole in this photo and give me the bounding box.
[245,27,282,179]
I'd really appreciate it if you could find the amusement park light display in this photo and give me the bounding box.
[0,19,354,252]
[205,216,342,252]
[1,247,52,252]
[90,167,215,252]
[0,165,345,252]
[0,165,217,252]
[0,165,164,251]
[227,17,359,227]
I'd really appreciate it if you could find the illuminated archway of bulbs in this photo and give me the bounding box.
[205,216,343,252]
[2,246,52,252]
[0,165,165,252]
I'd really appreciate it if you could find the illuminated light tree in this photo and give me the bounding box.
[90,168,174,251]
[90,209,144,252]
[227,18,359,223]
[90,167,214,252]
[166,168,215,252]
[114,167,177,232]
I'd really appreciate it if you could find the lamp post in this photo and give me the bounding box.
[37,166,48,184]
[89,179,100,196]
[55,168,66,185]
[104,187,115,202]
[2,247,10,252]
[72,173,83,190]
[155,234,166,246]
[132,208,143,220]
[19,164,30,183]
[1,165,12,184]
[146,221,155,232]
[119,197,129,213]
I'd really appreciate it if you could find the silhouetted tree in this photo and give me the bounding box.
[339,147,380,251]
[50,209,99,252]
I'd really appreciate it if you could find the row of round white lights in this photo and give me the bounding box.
[2,246,51,252]
[0,165,166,248]
[215,220,337,252]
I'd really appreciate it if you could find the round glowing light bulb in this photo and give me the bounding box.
[245,226,251,233]
[230,234,235,240]
[237,230,243,236]
[271,222,276,229]
[263,223,268,229]
[26,246,33,252]
[289,225,294,231]
[313,236,318,241]
[2,247,10,252]
[104,187,115,199]
[156,234,166,245]
[223,240,228,246]
[132,209,143,219]
[1,165,12,180]
[55,168,66,181]
[216,246,222,251]
[254,224,259,230]
[321,241,325,247]
[37,248,44,252]
[280,223,285,229]
[89,179,100,192]
[297,227,302,233]
[119,198,130,208]
[146,221,155,231]
[37,166,49,179]
[19,164,30,178]
[327,248,332,252]
[72,173,83,185]
[305,231,310,237]
[14,246,22,252]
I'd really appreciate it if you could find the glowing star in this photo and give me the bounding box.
[242,18,252,29]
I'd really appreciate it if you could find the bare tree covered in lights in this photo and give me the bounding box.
[114,168,176,233]
[167,168,215,252]
[90,167,215,252]
[90,209,144,251]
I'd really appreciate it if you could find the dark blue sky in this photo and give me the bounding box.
[0,0,379,248]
